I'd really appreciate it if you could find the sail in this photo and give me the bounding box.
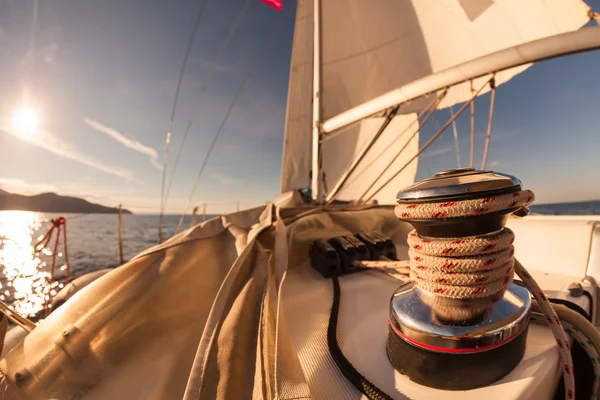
[280,0,314,197]
[281,0,591,203]
[321,113,420,202]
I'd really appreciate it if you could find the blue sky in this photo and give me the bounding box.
[0,0,599,214]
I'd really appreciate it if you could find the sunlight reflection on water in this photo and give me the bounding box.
[0,211,64,317]
[0,211,202,319]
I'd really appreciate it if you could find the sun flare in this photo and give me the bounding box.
[11,107,40,140]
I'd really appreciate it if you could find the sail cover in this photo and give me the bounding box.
[281,0,591,203]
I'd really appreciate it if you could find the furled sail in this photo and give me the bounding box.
[281,0,591,203]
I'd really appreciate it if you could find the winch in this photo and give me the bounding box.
[387,168,533,390]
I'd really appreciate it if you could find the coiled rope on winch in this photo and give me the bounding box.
[394,189,576,399]
[407,229,514,299]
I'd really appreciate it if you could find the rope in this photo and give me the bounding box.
[33,216,71,315]
[328,276,393,400]
[126,202,239,212]
[532,302,600,399]
[162,0,253,212]
[395,190,533,220]
[394,190,575,399]
[406,229,515,299]
[325,105,401,203]
[175,7,293,234]
[158,0,211,243]
[515,259,575,399]
[564,321,598,398]
[589,9,600,25]
[362,76,493,203]
[66,212,92,221]
[480,78,496,169]
[40,212,92,224]
[0,300,36,332]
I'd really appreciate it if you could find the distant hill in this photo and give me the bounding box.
[0,189,132,214]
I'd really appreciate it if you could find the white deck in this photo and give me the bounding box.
[282,263,562,399]
[281,214,600,399]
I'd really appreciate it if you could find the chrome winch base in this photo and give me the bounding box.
[387,281,531,390]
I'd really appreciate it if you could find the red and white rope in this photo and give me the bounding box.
[514,259,575,399]
[391,190,575,399]
[394,190,534,220]
[565,322,600,399]
[590,9,600,25]
[407,229,514,299]
[532,314,600,399]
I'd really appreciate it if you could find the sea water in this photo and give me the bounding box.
[0,201,598,316]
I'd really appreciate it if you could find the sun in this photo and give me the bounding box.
[11,107,40,140]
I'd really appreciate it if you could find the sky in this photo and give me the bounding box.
[0,0,599,214]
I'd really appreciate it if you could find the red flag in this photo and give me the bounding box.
[261,0,282,12]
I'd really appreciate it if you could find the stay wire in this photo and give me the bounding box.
[363,76,493,203]
[355,90,448,203]
[450,106,461,168]
[158,0,211,243]
[341,93,445,194]
[175,7,293,233]
[163,0,253,212]
[469,80,475,168]
[480,77,496,169]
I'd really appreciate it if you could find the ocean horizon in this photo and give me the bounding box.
[1,200,599,317]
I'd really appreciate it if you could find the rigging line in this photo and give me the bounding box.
[354,91,448,203]
[341,93,445,192]
[363,76,493,203]
[162,0,253,211]
[40,212,92,224]
[469,80,475,168]
[319,121,359,144]
[481,77,496,169]
[158,0,211,244]
[320,106,405,144]
[589,9,600,25]
[325,105,400,204]
[124,205,232,213]
[175,7,293,234]
[0,300,36,332]
[450,106,461,168]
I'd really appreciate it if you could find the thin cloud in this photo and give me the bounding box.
[83,117,162,170]
[209,172,240,186]
[0,178,57,194]
[0,119,136,182]
[191,56,238,74]
[422,145,455,158]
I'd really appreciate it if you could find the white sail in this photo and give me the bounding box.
[280,0,314,197]
[281,0,591,203]
[321,113,420,202]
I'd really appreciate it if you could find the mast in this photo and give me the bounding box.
[310,0,321,201]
